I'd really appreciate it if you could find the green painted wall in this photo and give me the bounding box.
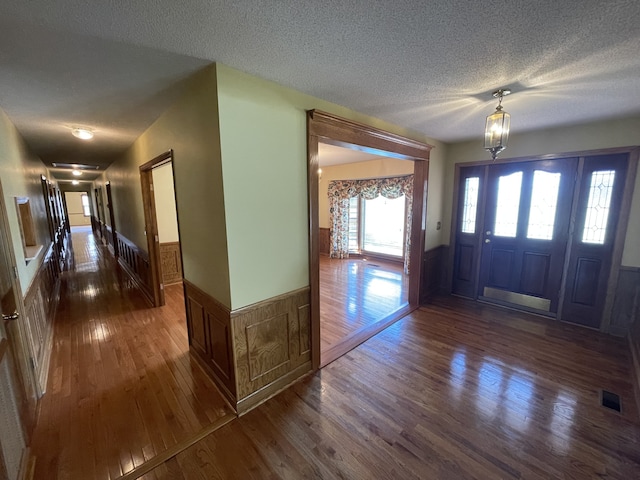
[444,115,640,267]
[216,64,447,309]
[0,107,51,294]
[102,65,232,306]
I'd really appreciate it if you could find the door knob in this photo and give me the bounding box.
[485,239,491,243]
[486,231,492,235]
[2,311,19,321]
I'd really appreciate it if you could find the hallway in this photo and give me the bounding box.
[29,227,233,480]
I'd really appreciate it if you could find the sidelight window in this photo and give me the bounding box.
[494,171,522,237]
[527,171,561,240]
[582,170,615,244]
[461,177,480,234]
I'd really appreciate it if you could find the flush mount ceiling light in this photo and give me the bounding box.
[484,88,511,160]
[72,180,79,185]
[72,169,82,176]
[71,127,94,140]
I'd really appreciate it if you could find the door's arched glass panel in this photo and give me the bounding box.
[527,171,561,240]
[461,177,480,234]
[582,170,615,244]
[494,171,523,237]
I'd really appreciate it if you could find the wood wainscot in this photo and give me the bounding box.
[319,228,330,256]
[115,233,154,305]
[421,245,448,303]
[184,280,312,415]
[23,244,61,397]
[159,242,183,285]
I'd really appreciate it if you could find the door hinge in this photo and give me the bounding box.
[13,266,18,279]
[160,284,164,290]
[150,184,154,191]
[29,357,35,370]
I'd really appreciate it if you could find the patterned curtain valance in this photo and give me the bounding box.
[327,175,414,274]
[328,175,413,201]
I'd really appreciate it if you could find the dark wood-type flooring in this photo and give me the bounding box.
[320,256,408,355]
[29,227,233,480]
[144,296,640,479]
[30,228,640,479]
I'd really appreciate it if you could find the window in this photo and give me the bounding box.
[348,195,406,257]
[494,171,522,237]
[81,193,91,217]
[461,177,480,234]
[582,170,615,244]
[527,171,561,240]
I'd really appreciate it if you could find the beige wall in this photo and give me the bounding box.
[151,163,179,243]
[318,158,414,229]
[444,115,640,267]
[64,191,91,226]
[0,107,51,294]
[216,64,446,309]
[101,65,232,307]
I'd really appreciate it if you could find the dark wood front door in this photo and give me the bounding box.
[477,158,578,314]
[452,149,634,329]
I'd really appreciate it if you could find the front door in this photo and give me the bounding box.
[0,190,30,479]
[477,158,578,314]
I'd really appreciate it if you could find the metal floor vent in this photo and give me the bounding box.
[601,390,621,412]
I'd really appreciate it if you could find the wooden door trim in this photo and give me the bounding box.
[307,110,433,370]
[105,183,118,257]
[601,147,639,331]
[139,150,174,307]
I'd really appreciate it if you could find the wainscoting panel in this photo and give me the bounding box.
[183,280,235,404]
[116,234,153,305]
[421,245,447,303]
[232,287,311,403]
[613,267,640,336]
[159,242,182,285]
[22,245,60,395]
[183,282,312,414]
[319,228,330,256]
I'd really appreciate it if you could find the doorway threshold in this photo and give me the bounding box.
[320,302,413,367]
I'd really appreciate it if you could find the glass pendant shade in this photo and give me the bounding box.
[484,108,510,160]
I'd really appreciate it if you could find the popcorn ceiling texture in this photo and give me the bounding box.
[0,0,639,168]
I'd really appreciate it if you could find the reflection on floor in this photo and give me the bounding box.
[143,295,640,479]
[320,256,408,357]
[29,227,233,480]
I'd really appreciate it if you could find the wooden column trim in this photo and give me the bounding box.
[307,110,433,370]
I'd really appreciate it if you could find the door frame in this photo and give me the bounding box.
[139,150,181,308]
[104,182,118,257]
[448,146,639,331]
[307,110,433,369]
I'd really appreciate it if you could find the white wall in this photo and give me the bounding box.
[151,163,179,243]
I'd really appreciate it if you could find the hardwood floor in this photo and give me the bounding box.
[320,256,408,359]
[29,227,233,480]
[143,295,640,479]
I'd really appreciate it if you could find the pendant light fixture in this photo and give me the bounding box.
[484,88,511,160]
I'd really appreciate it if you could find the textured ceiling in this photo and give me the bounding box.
[1,0,639,175]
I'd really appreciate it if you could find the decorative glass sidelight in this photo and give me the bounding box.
[461,177,480,234]
[527,171,561,240]
[494,171,523,237]
[582,170,616,244]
